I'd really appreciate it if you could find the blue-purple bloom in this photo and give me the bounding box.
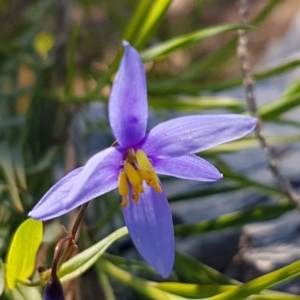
[29,41,256,277]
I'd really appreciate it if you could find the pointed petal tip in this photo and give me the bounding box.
[28,205,49,221]
[28,207,57,221]
[212,171,223,181]
[27,210,35,219]
[28,209,51,221]
[157,264,173,278]
[28,148,120,222]
[109,40,148,146]
[122,186,175,278]
[246,115,258,128]
[122,40,130,47]
[143,114,258,157]
[155,155,223,182]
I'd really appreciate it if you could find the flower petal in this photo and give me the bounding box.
[29,147,121,220]
[109,41,148,147]
[122,184,174,277]
[142,115,257,157]
[154,154,222,182]
[29,167,83,220]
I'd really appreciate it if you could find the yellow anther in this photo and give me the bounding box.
[154,183,162,193]
[138,167,161,190]
[135,150,162,193]
[118,170,129,198]
[119,149,162,206]
[138,169,153,182]
[123,162,142,186]
[136,149,153,169]
[147,174,161,191]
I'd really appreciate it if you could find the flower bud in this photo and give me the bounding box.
[43,275,65,300]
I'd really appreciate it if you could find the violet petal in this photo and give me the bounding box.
[109,41,148,147]
[29,147,121,220]
[143,115,256,157]
[122,184,174,277]
[154,154,222,181]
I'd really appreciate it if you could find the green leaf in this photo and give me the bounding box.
[141,24,253,61]
[148,56,300,95]
[259,92,300,119]
[219,166,283,196]
[99,258,185,300]
[149,96,244,112]
[133,0,172,48]
[169,183,249,202]
[0,142,24,213]
[96,269,116,300]
[12,142,27,191]
[26,147,57,174]
[59,226,128,282]
[186,56,300,93]
[251,294,300,300]
[5,219,43,289]
[156,282,234,298]
[255,57,300,82]
[175,201,293,235]
[173,254,300,299]
[283,77,300,96]
[172,0,282,82]
[155,283,300,299]
[175,252,234,285]
[7,284,42,300]
[204,135,300,154]
[123,0,153,43]
[210,257,300,300]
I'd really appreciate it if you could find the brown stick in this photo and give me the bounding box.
[236,0,300,206]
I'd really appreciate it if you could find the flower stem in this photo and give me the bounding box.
[50,203,89,278]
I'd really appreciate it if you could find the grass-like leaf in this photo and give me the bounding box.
[133,0,172,48]
[59,226,128,282]
[141,24,253,61]
[175,252,234,285]
[0,142,24,213]
[210,256,300,299]
[6,284,42,300]
[99,258,185,300]
[11,143,27,191]
[149,96,244,112]
[259,92,300,119]
[175,201,293,235]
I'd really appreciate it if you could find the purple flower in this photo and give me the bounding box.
[29,41,256,277]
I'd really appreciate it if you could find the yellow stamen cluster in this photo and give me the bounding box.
[118,149,161,207]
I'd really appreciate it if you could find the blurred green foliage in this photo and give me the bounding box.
[1,0,300,299]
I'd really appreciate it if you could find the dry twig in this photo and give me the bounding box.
[236,0,300,206]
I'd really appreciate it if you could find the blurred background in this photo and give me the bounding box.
[1,0,300,299]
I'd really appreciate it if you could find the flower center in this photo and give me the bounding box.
[118,149,162,207]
